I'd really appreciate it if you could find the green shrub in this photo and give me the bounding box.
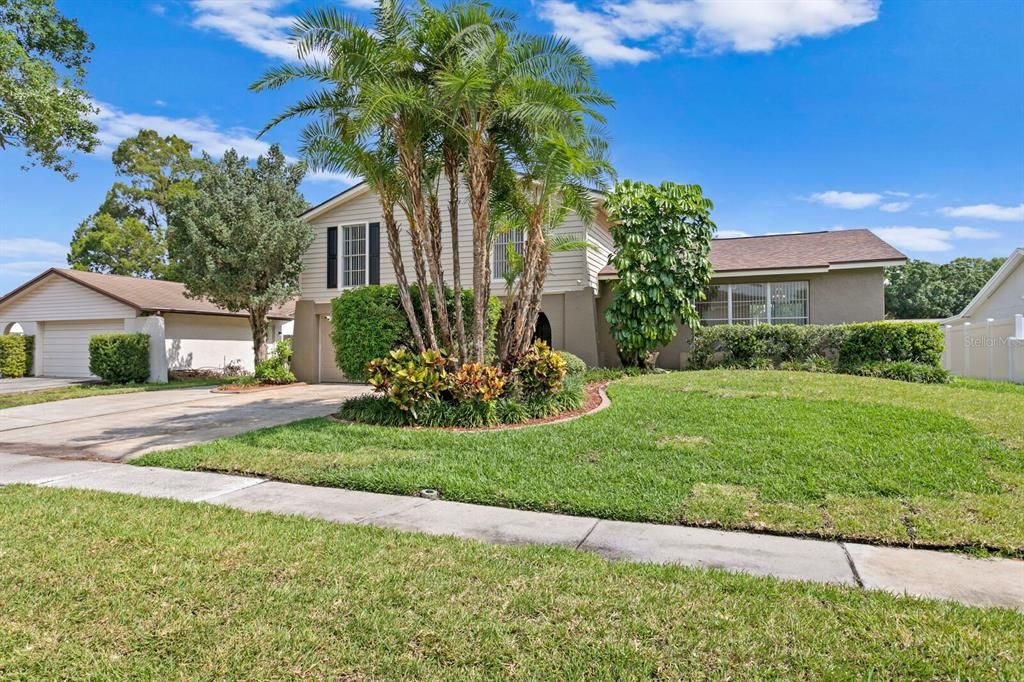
[88,333,150,383]
[852,361,951,384]
[337,394,410,426]
[690,321,945,383]
[556,351,587,377]
[331,285,502,381]
[0,335,33,378]
[331,286,410,382]
[839,321,943,369]
[254,339,296,385]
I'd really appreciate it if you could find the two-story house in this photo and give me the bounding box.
[291,181,906,382]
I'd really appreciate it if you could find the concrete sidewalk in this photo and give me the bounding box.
[1,452,1021,612]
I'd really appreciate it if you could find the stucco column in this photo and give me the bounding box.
[125,315,168,383]
[291,300,319,383]
[561,287,600,367]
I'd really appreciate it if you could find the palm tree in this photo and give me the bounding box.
[251,0,441,350]
[493,128,614,362]
[433,26,613,361]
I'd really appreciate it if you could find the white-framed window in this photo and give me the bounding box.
[341,223,368,287]
[696,281,808,325]
[493,230,525,281]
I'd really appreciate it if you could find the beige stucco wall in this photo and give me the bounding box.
[596,267,888,369]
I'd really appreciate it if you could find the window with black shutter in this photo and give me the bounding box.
[327,226,338,289]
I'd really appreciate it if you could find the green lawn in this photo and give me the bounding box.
[0,377,233,409]
[137,370,1024,555]
[0,486,1020,679]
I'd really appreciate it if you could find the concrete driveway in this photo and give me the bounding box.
[0,383,368,461]
[0,377,93,394]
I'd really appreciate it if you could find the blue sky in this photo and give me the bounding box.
[1,0,1022,294]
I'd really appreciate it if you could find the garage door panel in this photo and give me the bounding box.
[42,319,125,378]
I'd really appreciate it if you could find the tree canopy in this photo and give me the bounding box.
[68,129,202,278]
[167,145,311,363]
[603,180,716,368]
[0,0,98,179]
[254,0,611,366]
[885,257,1007,320]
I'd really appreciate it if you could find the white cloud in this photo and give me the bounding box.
[715,229,750,239]
[0,261,67,278]
[879,201,911,213]
[538,0,879,64]
[835,225,1003,253]
[939,203,1024,222]
[188,0,372,60]
[951,226,1000,240]
[808,190,882,209]
[0,238,68,260]
[190,0,297,60]
[92,101,357,186]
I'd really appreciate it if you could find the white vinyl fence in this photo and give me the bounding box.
[943,314,1024,383]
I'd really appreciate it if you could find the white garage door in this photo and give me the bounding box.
[41,319,125,378]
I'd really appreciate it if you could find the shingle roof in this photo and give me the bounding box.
[0,269,295,320]
[598,229,906,278]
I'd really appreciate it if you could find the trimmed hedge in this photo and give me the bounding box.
[331,285,501,381]
[0,335,33,378]
[88,333,150,384]
[690,321,946,383]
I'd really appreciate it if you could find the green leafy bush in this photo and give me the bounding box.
[512,341,567,397]
[852,361,951,384]
[556,351,587,377]
[254,339,296,384]
[331,285,502,381]
[839,321,944,369]
[331,286,410,381]
[582,366,644,382]
[89,333,150,383]
[0,335,33,378]
[690,322,945,383]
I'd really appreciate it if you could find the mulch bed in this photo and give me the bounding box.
[328,381,611,432]
[212,382,307,394]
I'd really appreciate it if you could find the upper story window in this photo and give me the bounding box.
[341,223,368,287]
[493,230,525,281]
[696,281,808,325]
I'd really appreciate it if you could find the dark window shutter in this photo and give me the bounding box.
[369,222,380,285]
[327,227,338,289]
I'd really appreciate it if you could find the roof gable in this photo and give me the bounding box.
[0,269,295,320]
[943,248,1024,322]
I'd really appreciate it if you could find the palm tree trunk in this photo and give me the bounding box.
[517,250,550,357]
[397,143,438,351]
[382,201,425,352]
[426,191,453,352]
[467,139,495,363]
[444,149,468,364]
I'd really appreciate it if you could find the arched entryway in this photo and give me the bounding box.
[3,322,25,335]
[532,312,552,347]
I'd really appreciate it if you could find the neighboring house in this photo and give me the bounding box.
[941,248,1024,382]
[0,269,294,382]
[292,182,906,382]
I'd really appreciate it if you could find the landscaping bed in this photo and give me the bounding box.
[1,486,1019,678]
[136,370,1024,556]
